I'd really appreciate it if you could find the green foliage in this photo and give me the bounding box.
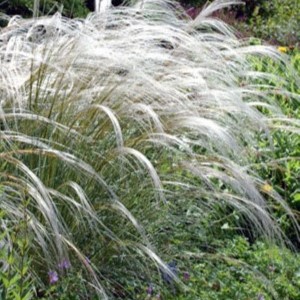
[0,210,33,300]
[0,0,88,18]
[247,50,300,245]
[171,237,300,300]
[248,0,300,46]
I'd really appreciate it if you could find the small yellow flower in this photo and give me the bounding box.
[277,46,288,53]
[261,183,273,193]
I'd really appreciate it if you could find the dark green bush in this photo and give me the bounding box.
[247,0,299,45]
[179,0,299,46]
[0,0,88,18]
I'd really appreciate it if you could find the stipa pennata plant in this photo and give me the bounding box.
[0,0,299,298]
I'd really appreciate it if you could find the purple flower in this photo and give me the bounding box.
[58,258,71,270]
[160,260,177,284]
[258,294,265,300]
[48,271,59,284]
[186,7,199,19]
[146,284,153,295]
[183,271,190,281]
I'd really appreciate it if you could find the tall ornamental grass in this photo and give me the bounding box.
[0,0,299,298]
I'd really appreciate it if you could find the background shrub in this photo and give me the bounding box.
[1,0,299,47]
[0,0,88,18]
[248,0,300,46]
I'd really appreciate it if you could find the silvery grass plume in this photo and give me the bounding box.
[0,0,299,297]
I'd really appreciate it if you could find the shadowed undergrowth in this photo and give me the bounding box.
[0,0,299,298]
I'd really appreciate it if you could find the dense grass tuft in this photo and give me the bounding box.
[0,0,299,297]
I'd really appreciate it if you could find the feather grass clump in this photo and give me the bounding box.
[0,0,299,297]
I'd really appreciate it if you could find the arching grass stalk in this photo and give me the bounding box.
[0,0,299,297]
